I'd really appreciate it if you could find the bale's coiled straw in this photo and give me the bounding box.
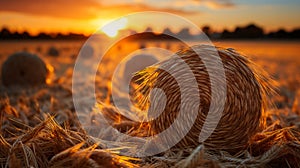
[100,45,274,153]
[132,45,274,152]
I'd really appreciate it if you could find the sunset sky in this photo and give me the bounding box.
[0,0,299,35]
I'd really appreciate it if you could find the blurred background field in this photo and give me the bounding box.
[1,39,299,105]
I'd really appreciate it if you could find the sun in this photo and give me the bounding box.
[101,18,128,38]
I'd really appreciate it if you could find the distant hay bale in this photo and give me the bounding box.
[80,45,94,58]
[36,46,42,53]
[110,54,159,110]
[123,54,158,85]
[48,46,59,57]
[1,52,49,86]
[132,45,274,153]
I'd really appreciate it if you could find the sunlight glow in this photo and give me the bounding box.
[101,18,128,38]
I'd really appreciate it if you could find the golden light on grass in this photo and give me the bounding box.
[101,18,128,38]
[46,63,55,84]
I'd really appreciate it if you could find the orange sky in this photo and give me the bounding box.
[0,0,299,35]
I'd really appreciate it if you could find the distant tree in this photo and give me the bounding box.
[145,27,153,32]
[162,28,175,36]
[177,28,192,39]
[202,25,212,37]
[276,29,288,38]
[55,33,65,39]
[233,24,264,38]
[20,31,30,39]
[0,27,11,39]
[12,32,22,39]
[35,32,51,39]
[221,29,232,39]
[291,28,300,38]
[267,28,290,39]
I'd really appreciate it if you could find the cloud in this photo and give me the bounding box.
[100,3,198,16]
[193,0,235,9]
[0,0,198,20]
[0,0,101,19]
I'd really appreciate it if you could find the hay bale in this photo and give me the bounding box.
[1,52,48,86]
[133,45,274,153]
[80,45,94,58]
[123,54,158,84]
[109,54,159,110]
[48,46,59,57]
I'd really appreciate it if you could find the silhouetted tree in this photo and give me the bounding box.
[35,32,51,39]
[221,29,232,39]
[145,27,153,32]
[0,27,11,39]
[162,28,175,36]
[267,28,291,39]
[291,28,300,38]
[234,24,264,38]
[202,25,212,37]
[220,24,264,39]
[1,25,300,41]
[20,31,30,39]
[177,28,192,39]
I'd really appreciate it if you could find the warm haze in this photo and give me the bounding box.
[0,0,300,168]
[0,0,300,36]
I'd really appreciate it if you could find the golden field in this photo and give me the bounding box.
[0,40,299,168]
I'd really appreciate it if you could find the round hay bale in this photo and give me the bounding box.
[1,52,49,86]
[47,46,59,57]
[111,54,159,102]
[123,54,158,85]
[80,45,94,58]
[133,45,273,153]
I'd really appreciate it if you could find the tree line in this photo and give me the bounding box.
[1,23,300,40]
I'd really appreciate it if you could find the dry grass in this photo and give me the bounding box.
[1,77,299,168]
[0,85,137,168]
[0,114,136,167]
[0,41,299,167]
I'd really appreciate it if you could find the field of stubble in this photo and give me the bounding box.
[0,40,299,167]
